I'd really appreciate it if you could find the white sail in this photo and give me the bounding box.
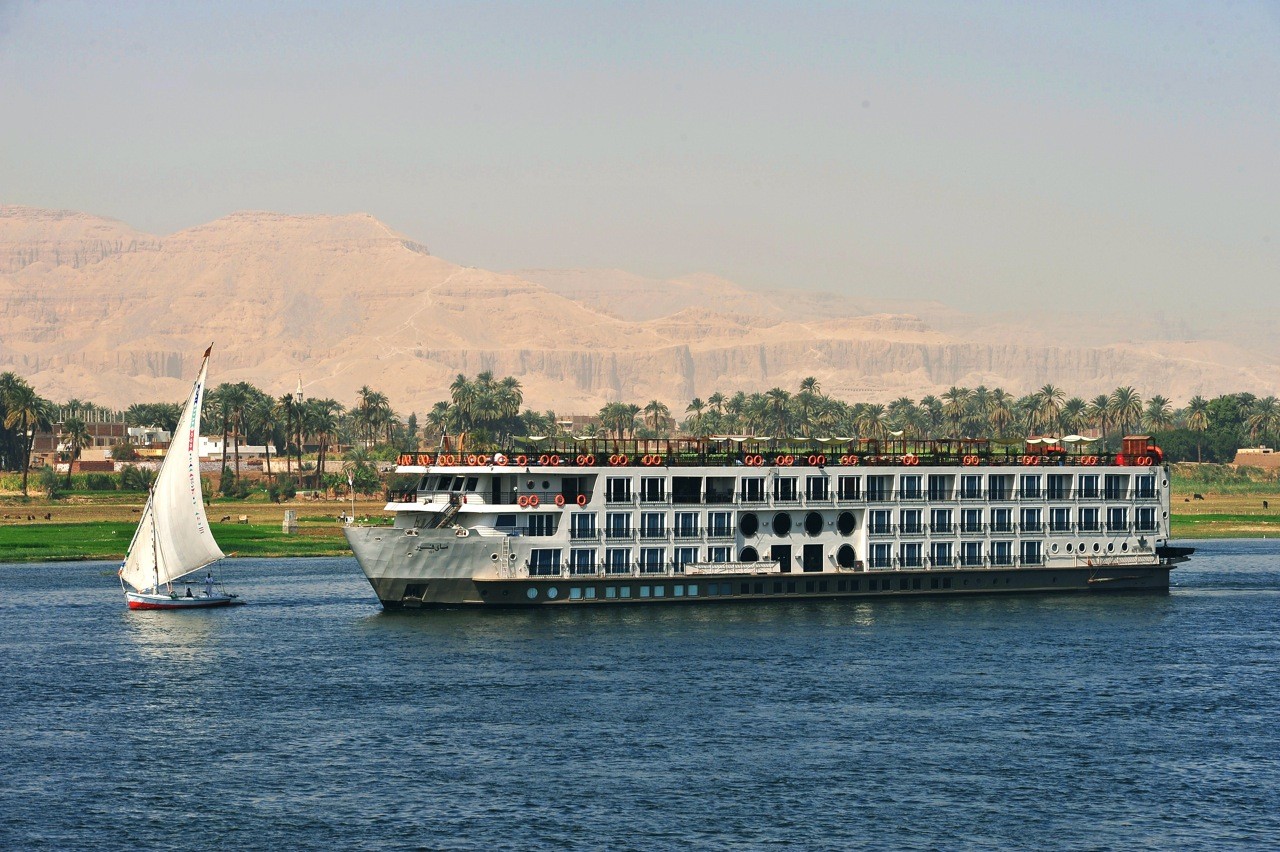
[119,350,224,592]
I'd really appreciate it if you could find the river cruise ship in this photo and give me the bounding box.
[344,435,1191,609]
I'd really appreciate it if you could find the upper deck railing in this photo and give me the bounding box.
[397,436,1165,470]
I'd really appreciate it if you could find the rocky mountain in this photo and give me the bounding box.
[1,204,1276,414]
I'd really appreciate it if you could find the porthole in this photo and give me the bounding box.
[1051,543,1059,553]
[837,511,856,536]
[773,513,792,536]
[491,553,500,561]
[740,546,759,562]
[526,480,535,488]
[804,512,823,536]
[547,587,559,599]
[836,544,857,568]
[1107,543,1115,553]
[541,480,550,490]
[739,512,759,537]
[1065,543,1073,553]
[1093,543,1100,553]
[526,588,538,600]
[1121,542,1129,552]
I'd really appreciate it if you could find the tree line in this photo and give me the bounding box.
[5,370,1280,498]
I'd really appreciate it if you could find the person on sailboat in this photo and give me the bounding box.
[204,571,215,597]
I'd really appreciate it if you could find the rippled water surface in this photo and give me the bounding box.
[2,540,1278,850]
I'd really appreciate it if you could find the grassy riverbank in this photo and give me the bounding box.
[0,494,390,562]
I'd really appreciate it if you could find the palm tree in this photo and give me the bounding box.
[919,395,944,438]
[1034,384,1066,435]
[1,381,55,496]
[988,389,1014,438]
[643,400,671,435]
[1246,397,1280,444]
[1109,387,1143,436]
[1144,395,1174,432]
[61,416,92,488]
[763,388,792,436]
[1087,394,1112,438]
[684,398,707,435]
[1184,395,1209,462]
[1060,397,1089,436]
[854,403,889,439]
[304,398,343,490]
[941,387,972,437]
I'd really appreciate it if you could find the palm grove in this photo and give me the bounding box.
[4,369,1280,497]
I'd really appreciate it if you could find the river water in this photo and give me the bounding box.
[1,539,1277,850]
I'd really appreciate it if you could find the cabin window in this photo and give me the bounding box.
[606,512,631,538]
[640,512,665,538]
[900,475,923,499]
[1135,475,1156,499]
[1078,507,1100,531]
[707,511,732,537]
[774,477,799,502]
[990,508,1013,532]
[1107,507,1128,532]
[606,477,632,503]
[837,476,861,500]
[709,546,731,562]
[990,541,1013,566]
[740,477,766,502]
[899,543,923,568]
[867,476,892,502]
[1019,508,1042,532]
[640,548,665,573]
[960,475,982,499]
[869,510,891,534]
[930,542,953,568]
[640,477,666,503]
[961,508,982,532]
[1050,507,1071,531]
[674,512,699,538]
[1047,474,1071,500]
[961,542,983,566]
[528,549,561,576]
[1104,474,1127,500]
[805,476,829,500]
[570,513,597,538]
[1078,475,1100,499]
[869,543,893,568]
[1136,507,1157,532]
[1020,541,1042,565]
[605,547,631,573]
[675,547,698,570]
[1019,475,1041,498]
[930,509,952,534]
[899,509,922,534]
[569,549,596,574]
[927,475,949,501]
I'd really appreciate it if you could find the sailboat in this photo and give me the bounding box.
[118,344,242,610]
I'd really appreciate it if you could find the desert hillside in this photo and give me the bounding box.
[2,204,1276,414]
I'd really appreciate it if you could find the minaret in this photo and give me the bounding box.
[295,374,304,404]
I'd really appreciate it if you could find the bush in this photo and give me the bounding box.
[119,465,156,491]
[85,473,116,491]
[39,466,62,499]
[113,441,138,462]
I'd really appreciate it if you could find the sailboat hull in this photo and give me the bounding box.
[125,591,243,610]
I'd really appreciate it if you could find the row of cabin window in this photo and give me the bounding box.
[601,473,1159,502]
[867,506,1159,533]
[529,546,734,573]
[868,541,1044,567]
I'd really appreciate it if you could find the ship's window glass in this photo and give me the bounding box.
[639,547,665,573]
[653,585,665,597]
[640,586,650,597]
[527,515,556,537]
[1107,507,1128,532]
[605,586,617,599]
[988,475,1011,500]
[1019,475,1041,498]
[869,543,893,568]
[569,549,595,574]
[990,541,1013,566]
[961,508,983,532]
[960,475,983,499]
[708,512,732,536]
[1136,507,1157,531]
[943,578,952,589]
[739,513,759,537]
[585,588,596,599]
[930,509,952,533]
[1104,474,1127,500]
[741,477,766,502]
[687,585,698,596]
[1019,508,1041,532]
[837,476,861,500]
[836,544,857,568]
[675,512,699,537]
[900,475,923,499]
[753,582,764,594]
[496,514,517,528]
[640,512,665,538]
[1050,507,1071,531]
[900,543,923,567]
[675,547,698,570]
[528,549,561,575]
[620,586,631,598]
[1047,474,1071,500]
[931,542,952,568]
[869,510,891,534]
[570,513,597,537]
[990,508,1013,532]
[772,512,792,535]
[1078,507,1100,531]
[899,509,922,533]
[673,584,684,596]
[641,477,666,502]
[1020,541,1042,565]
[569,587,583,600]
[1078,475,1099,499]
[606,512,631,537]
[606,478,632,502]
[709,546,731,562]
[927,474,950,501]
[804,512,823,536]
[961,542,983,566]
[605,547,631,573]
[739,546,759,562]
[774,477,799,502]
[1135,475,1156,498]
[867,475,892,502]
[465,477,479,491]
[837,511,856,536]
[806,476,829,500]
[739,583,750,595]
[526,588,538,599]
[451,477,466,491]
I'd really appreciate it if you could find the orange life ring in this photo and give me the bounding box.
[495,455,508,466]
[528,494,540,507]
[538,454,549,465]
[555,494,566,507]
[1138,456,1153,466]
[549,455,561,466]
[576,455,586,465]
[576,494,587,507]
[466,454,477,465]
[516,454,528,466]
[610,454,629,466]
[584,454,595,465]
[517,495,529,507]
[398,454,412,465]
[902,454,918,466]
[807,454,826,466]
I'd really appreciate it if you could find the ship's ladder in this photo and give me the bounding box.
[499,534,512,578]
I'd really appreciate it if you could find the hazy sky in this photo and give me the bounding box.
[2,1,1277,313]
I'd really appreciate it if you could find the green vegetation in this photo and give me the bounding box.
[0,520,357,562]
